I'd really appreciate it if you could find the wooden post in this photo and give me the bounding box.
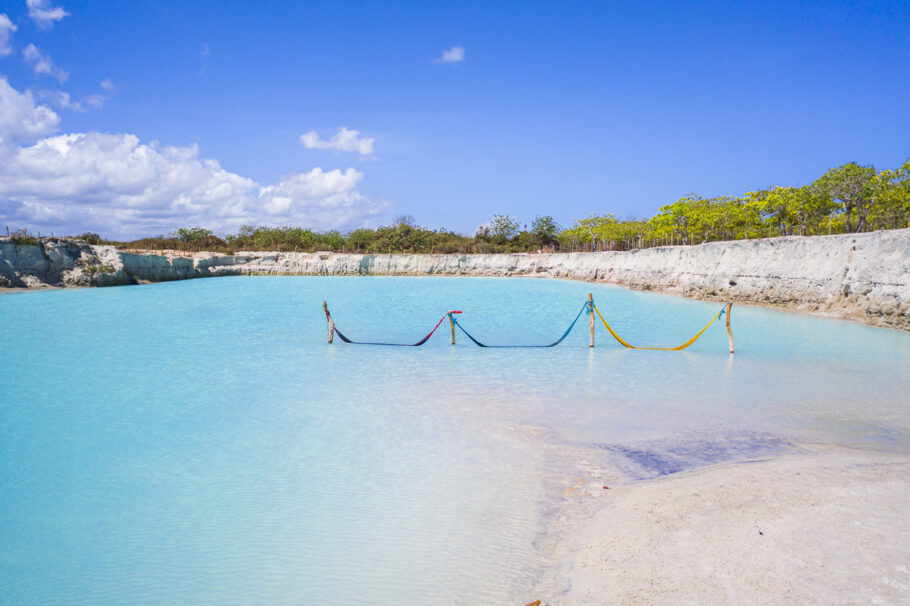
[447,312,456,345]
[725,303,734,354]
[323,300,335,344]
[588,293,595,348]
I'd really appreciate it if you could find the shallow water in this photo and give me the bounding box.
[2,277,909,604]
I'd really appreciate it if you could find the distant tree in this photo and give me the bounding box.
[530,215,560,248]
[812,163,876,232]
[655,195,702,244]
[867,161,910,230]
[712,197,753,240]
[169,226,214,243]
[646,214,670,245]
[322,230,345,251]
[489,214,520,242]
[788,186,838,236]
[758,187,798,236]
[76,232,103,245]
[570,214,617,251]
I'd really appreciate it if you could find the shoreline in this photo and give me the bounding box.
[533,444,910,605]
[2,230,909,330]
[1,273,903,336]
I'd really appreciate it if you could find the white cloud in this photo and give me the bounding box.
[259,168,382,226]
[26,0,69,29]
[0,80,383,238]
[0,76,60,143]
[39,89,82,111]
[0,13,16,57]
[436,45,465,63]
[86,78,115,109]
[39,79,115,112]
[23,43,68,82]
[0,132,257,235]
[300,127,375,156]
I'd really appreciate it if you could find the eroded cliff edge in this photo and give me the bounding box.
[2,230,908,330]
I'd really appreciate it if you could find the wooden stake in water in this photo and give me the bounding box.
[447,311,456,345]
[726,303,734,354]
[588,292,595,348]
[323,300,335,344]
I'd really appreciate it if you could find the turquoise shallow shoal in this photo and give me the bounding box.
[2,276,909,605]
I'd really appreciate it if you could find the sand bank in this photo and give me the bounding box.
[537,446,910,605]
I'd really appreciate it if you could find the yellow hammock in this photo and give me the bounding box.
[592,304,731,351]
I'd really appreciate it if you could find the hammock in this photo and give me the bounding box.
[324,298,731,351]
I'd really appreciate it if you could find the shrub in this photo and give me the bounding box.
[76,232,103,245]
[10,229,38,246]
[83,264,115,275]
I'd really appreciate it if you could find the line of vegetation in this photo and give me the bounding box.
[5,228,39,246]
[5,161,909,254]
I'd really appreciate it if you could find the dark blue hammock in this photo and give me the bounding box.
[450,301,589,348]
[330,301,590,348]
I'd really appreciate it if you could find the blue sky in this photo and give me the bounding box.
[0,0,908,238]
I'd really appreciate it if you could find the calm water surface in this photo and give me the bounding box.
[2,277,909,604]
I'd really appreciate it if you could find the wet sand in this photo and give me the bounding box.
[0,285,63,294]
[540,445,910,605]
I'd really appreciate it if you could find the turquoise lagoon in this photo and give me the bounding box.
[2,276,909,604]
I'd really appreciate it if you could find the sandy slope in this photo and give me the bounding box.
[543,446,910,605]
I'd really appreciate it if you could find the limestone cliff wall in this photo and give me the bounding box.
[2,230,909,329]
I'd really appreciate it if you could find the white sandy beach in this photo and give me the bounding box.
[538,446,910,605]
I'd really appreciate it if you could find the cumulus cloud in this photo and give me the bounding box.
[0,76,60,143]
[0,80,383,238]
[300,127,374,156]
[23,43,68,82]
[259,168,379,226]
[26,0,69,29]
[0,132,257,235]
[0,13,16,57]
[436,45,465,63]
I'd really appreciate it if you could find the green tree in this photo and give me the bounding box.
[570,214,618,251]
[169,226,213,243]
[788,185,837,235]
[812,163,876,232]
[655,195,702,244]
[530,215,560,248]
[708,197,751,241]
[76,232,103,245]
[867,161,910,230]
[759,187,798,236]
[489,214,520,243]
[647,211,676,246]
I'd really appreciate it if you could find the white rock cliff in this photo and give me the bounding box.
[2,230,908,329]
